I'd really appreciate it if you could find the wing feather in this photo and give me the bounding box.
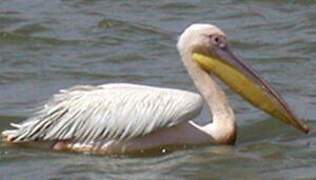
[4,83,203,143]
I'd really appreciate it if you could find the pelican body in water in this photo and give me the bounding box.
[2,24,309,155]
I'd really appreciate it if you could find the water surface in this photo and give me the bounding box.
[0,0,315,179]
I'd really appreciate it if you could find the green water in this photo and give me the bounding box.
[0,0,315,179]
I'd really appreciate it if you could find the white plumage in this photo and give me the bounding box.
[4,83,202,144]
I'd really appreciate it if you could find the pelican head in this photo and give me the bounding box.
[177,24,225,58]
[177,23,309,134]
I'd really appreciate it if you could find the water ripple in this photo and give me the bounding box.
[0,0,315,179]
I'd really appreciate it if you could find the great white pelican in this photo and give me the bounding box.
[1,24,309,154]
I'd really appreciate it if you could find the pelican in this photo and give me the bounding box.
[1,24,309,155]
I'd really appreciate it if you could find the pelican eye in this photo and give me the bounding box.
[210,35,226,49]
